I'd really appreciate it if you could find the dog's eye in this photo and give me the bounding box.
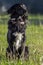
[11,18,17,24]
[11,20,16,24]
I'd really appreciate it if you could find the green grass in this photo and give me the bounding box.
[0,15,43,65]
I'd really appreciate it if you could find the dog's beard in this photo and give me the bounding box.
[13,32,23,50]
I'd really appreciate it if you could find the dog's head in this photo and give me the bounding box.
[8,3,28,32]
[10,15,27,33]
[7,3,28,17]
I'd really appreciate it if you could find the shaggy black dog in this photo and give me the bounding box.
[6,3,29,60]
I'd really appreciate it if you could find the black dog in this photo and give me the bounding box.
[6,3,29,60]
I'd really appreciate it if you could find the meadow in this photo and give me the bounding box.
[0,14,43,65]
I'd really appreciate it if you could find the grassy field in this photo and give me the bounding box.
[0,15,43,65]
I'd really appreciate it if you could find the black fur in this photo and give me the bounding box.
[6,3,29,59]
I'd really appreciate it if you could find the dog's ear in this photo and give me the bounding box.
[7,3,21,14]
[7,5,15,14]
[7,3,28,15]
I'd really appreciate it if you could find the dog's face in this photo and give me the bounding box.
[11,16,27,33]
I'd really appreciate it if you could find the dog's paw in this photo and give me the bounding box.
[6,47,13,60]
[24,46,29,61]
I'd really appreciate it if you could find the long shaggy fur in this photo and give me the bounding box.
[6,3,29,60]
